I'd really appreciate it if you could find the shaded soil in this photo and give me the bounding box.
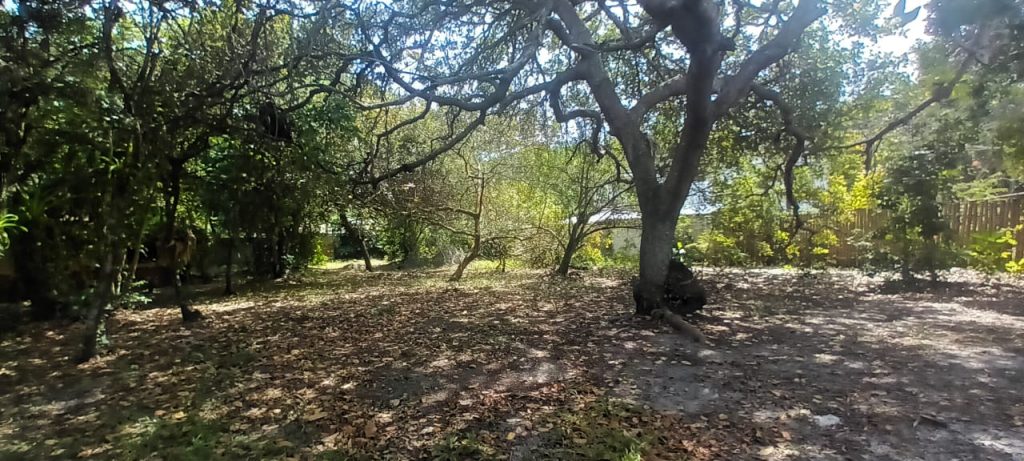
[0,266,1021,460]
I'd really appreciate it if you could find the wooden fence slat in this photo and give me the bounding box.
[1012,199,1023,260]
[967,202,975,234]
[981,202,987,231]
[953,202,962,242]
[830,198,1024,265]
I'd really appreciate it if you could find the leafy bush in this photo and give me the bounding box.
[871,149,961,280]
[789,229,839,268]
[117,282,153,310]
[968,225,1024,274]
[690,231,749,267]
[573,232,612,268]
[311,237,331,266]
[0,213,24,257]
[517,234,562,269]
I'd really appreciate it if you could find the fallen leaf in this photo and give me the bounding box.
[304,411,327,422]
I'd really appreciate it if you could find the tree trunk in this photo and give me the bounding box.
[77,300,106,363]
[556,220,586,276]
[224,233,236,296]
[451,172,486,282]
[161,160,202,321]
[77,241,124,363]
[450,238,480,282]
[360,245,373,272]
[273,227,287,279]
[556,235,577,276]
[126,225,145,287]
[340,212,373,272]
[112,248,128,296]
[399,220,423,267]
[634,212,678,316]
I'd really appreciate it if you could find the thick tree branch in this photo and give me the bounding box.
[354,111,488,185]
[551,0,658,194]
[630,75,687,118]
[831,59,972,170]
[715,0,826,116]
[752,83,812,230]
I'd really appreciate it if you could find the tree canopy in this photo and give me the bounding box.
[1,0,1023,358]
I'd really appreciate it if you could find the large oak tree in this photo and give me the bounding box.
[345,0,828,312]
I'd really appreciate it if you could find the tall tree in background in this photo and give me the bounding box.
[346,0,834,313]
[516,142,634,276]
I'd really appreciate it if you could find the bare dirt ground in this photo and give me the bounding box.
[1,266,1022,460]
[636,268,1024,461]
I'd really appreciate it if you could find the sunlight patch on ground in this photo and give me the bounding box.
[812,353,841,364]
[759,443,841,461]
[204,299,257,312]
[928,303,1024,330]
[965,426,1024,457]
[751,407,812,424]
[3,267,1021,460]
[892,335,1023,370]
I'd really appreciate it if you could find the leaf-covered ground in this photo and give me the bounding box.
[1,265,1022,460]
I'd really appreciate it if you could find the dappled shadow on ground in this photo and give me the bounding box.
[1,265,1022,460]
[632,268,1024,461]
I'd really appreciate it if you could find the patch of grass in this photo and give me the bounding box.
[430,432,498,461]
[110,413,293,460]
[0,440,36,461]
[537,398,652,461]
[315,448,375,461]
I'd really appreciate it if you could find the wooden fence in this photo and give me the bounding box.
[822,196,1024,265]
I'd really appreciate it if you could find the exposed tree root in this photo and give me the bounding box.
[651,308,706,344]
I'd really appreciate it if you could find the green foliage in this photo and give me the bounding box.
[784,229,840,269]
[871,144,963,280]
[430,433,497,461]
[116,282,154,311]
[824,167,882,218]
[539,399,650,461]
[690,231,750,267]
[110,414,292,461]
[967,225,1024,274]
[510,143,635,271]
[310,237,331,267]
[0,212,23,257]
[573,233,612,269]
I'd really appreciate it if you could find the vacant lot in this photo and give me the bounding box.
[2,266,1022,460]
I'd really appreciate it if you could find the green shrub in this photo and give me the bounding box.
[573,232,612,268]
[691,231,748,267]
[311,237,331,266]
[0,212,24,258]
[870,148,961,280]
[968,225,1024,274]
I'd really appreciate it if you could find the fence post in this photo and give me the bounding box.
[1012,198,1023,261]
